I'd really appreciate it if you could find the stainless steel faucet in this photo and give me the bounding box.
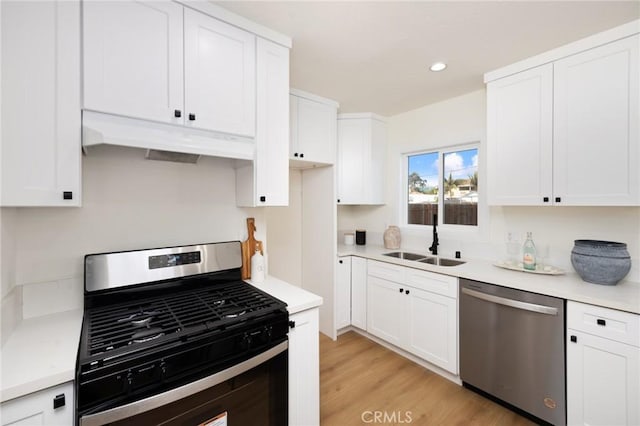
[428,214,439,256]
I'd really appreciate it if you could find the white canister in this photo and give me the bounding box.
[344,233,355,245]
[251,248,265,283]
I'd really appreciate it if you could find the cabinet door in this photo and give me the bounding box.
[335,257,352,330]
[184,8,255,137]
[487,64,553,205]
[0,382,73,426]
[292,96,337,164]
[289,308,320,426]
[406,288,457,374]
[83,0,184,125]
[367,276,407,347]
[1,0,81,206]
[254,38,289,206]
[567,330,640,425]
[337,117,386,205]
[337,119,369,204]
[351,257,367,330]
[368,119,387,204]
[554,35,639,206]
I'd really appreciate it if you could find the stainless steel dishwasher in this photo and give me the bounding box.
[459,278,565,426]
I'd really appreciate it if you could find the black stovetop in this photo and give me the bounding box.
[78,273,287,366]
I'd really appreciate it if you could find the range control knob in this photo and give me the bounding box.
[241,332,252,350]
[126,371,134,391]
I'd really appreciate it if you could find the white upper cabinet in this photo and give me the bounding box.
[289,90,338,167]
[1,0,81,206]
[236,38,289,207]
[487,64,553,206]
[83,1,256,137]
[553,35,639,205]
[184,8,255,136]
[337,114,387,205]
[486,29,639,206]
[82,1,184,125]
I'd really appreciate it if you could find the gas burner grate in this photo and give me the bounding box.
[83,280,284,358]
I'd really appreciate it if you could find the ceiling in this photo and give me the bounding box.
[216,1,639,117]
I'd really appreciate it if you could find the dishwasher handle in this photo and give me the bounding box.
[461,287,558,316]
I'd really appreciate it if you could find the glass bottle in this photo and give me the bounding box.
[522,232,537,271]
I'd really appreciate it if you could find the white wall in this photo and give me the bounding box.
[1,145,266,337]
[266,169,303,287]
[338,89,640,281]
[1,207,21,346]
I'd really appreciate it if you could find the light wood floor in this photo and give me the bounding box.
[320,331,535,426]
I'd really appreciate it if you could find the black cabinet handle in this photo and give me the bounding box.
[543,197,549,203]
[174,109,182,118]
[53,393,65,409]
[337,199,341,203]
[597,319,606,326]
[339,260,343,264]
[555,197,561,203]
[300,153,304,158]
[288,320,296,328]
[259,196,266,202]
[399,288,403,293]
[63,191,73,200]
[294,152,299,157]
[570,335,577,343]
[189,113,196,121]
[405,290,410,295]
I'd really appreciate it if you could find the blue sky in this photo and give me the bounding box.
[409,148,478,188]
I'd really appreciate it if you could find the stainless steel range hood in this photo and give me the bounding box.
[82,110,255,162]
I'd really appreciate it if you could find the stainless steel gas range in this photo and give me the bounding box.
[75,241,288,425]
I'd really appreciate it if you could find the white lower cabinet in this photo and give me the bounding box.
[567,301,640,426]
[366,260,458,374]
[406,287,457,373]
[0,382,73,426]
[350,257,367,330]
[336,257,352,329]
[288,307,320,426]
[367,276,407,347]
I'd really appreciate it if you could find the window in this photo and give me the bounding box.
[406,146,478,227]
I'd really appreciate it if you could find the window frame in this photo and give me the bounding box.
[401,142,482,235]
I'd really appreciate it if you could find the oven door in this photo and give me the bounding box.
[79,342,287,426]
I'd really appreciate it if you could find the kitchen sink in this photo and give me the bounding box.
[382,252,465,266]
[419,257,466,267]
[383,251,427,261]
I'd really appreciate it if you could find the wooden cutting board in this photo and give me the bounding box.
[241,218,263,280]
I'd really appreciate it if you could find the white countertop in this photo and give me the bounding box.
[338,244,640,315]
[247,276,323,314]
[0,309,83,403]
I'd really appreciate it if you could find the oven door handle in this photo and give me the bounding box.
[461,287,558,315]
[80,341,288,426]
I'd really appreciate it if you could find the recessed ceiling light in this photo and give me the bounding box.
[430,62,447,72]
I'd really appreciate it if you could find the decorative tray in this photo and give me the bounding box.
[493,261,565,275]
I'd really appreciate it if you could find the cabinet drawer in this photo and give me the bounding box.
[405,268,458,298]
[567,301,640,347]
[367,260,405,283]
[1,382,73,425]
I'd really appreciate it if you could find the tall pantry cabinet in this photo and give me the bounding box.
[266,91,340,339]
